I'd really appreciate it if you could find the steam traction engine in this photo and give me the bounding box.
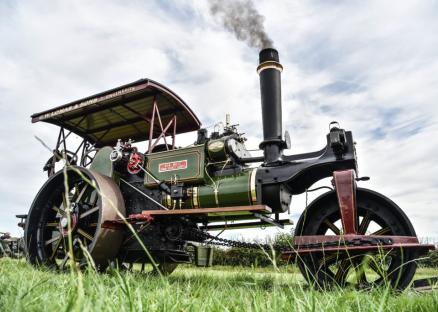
[25,49,434,288]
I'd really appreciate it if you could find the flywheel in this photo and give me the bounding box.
[25,167,125,270]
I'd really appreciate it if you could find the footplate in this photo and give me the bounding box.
[101,205,273,230]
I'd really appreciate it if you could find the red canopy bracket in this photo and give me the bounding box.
[333,169,357,234]
[148,97,177,153]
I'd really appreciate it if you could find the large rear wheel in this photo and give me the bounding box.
[25,167,126,270]
[295,188,418,290]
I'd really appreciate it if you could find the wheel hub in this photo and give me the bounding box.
[58,213,77,236]
[60,217,68,228]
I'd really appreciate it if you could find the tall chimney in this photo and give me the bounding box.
[257,48,284,164]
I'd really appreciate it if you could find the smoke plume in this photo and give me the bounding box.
[209,0,274,49]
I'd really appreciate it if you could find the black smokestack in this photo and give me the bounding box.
[258,48,284,164]
[208,1,282,163]
[209,0,273,49]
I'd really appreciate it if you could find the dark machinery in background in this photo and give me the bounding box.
[1,231,25,259]
[23,48,434,289]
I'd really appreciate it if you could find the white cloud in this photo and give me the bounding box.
[0,0,437,241]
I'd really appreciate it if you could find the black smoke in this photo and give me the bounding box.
[209,0,274,49]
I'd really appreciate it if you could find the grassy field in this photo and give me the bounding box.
[0,258,437,312]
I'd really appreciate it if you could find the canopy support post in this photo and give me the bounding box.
[147,96,177,154]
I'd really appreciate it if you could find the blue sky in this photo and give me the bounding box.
[0,0,437,240]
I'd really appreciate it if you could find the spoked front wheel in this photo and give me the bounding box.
[25,167,126,270]
[295,188,418,290]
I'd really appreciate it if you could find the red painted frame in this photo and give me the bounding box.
[280,169,436,259]
[281,235,435,261]
[333,169,357,234]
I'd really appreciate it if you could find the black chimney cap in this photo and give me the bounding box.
[259,48,279,64]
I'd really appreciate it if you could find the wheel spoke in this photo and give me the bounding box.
[356,270,368,285]
[59,238,81,269]
[353,257,368,285]
[358,212,372,234]
[49,237,63,260]
[62,192,68,210]
[334,259,352,285]
[59,253,70,270]
[371,227,391,235]
[79,206,99,219]
[77,228,93,241]
[45,235,61,246]
[368,259,386,279]
[74,185,89,203]
[46,221,59,227]
[73,183,80,199]
[318,253,346,267]
[324,219,340,235]
[52,205,65,216]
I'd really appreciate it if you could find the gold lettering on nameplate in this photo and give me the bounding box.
[158,160,188,173]
[38,86,143,121]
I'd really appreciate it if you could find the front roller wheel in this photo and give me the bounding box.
[295,188,418,290]
[25,167,126,270]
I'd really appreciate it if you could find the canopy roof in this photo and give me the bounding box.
[31,79,201,147]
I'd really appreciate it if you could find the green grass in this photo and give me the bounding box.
[0,258,437,312]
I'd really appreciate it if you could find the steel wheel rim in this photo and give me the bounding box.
[296,189,417,289]
[312,208,399,288]
[37,179,100,269]
[26,167,125,269]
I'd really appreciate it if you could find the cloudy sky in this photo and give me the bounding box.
[0,0,437,240]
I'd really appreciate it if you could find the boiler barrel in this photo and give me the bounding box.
[162,169,257,209]
[161,168,291,213]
